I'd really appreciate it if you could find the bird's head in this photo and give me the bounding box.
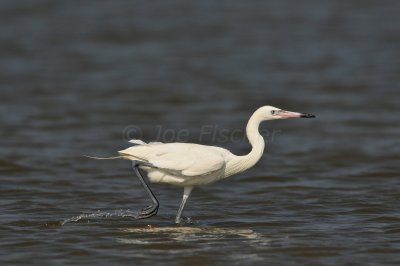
[259,106,315,120]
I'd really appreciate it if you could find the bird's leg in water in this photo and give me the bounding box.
[131,161,159,219]
[175,186,193,224]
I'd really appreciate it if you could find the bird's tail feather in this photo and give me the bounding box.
[84,155,124,160]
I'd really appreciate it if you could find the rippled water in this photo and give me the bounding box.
[1,0,399,265]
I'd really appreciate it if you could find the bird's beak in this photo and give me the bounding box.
[279,110,316,119]
[300,113,316,118]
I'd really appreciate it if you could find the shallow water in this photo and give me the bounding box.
[1,0,400,265]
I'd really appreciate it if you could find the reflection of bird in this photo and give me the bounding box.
[91,106,315,223]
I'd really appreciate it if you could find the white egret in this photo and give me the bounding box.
[90,106,315,223]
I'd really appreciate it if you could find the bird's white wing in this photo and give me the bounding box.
[119,143,229,177]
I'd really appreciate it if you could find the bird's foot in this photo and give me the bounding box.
[175,216,192,225]
[141,205,154,212]
[136,205,158,219]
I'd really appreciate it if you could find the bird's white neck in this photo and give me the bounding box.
[225,110,265,177]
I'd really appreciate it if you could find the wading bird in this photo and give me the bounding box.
[90,106,315,223]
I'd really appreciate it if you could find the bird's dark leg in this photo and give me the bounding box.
[131,161,159,219]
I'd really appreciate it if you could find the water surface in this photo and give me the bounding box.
[1,0,399,265]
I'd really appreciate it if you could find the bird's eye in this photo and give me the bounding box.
[271,110,277,115]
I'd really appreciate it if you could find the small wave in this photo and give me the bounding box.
[61,209,139,225]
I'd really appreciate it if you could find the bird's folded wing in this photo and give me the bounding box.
[119,143,226,177]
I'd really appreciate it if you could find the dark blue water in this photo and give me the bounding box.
[1,0,399,265]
